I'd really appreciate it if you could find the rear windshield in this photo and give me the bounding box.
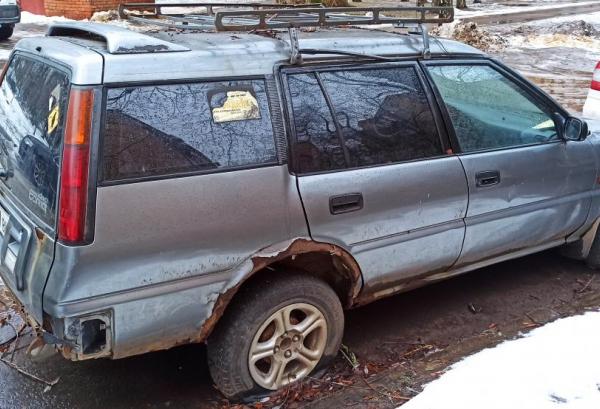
[0,55,70,227]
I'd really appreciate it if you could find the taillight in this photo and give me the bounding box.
[592,62,600,91]
[58,89,94,244]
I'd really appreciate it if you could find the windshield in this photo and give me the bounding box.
[0,55,70,227]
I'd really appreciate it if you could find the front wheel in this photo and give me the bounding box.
[0,25,14,41]
[207,274,344,401]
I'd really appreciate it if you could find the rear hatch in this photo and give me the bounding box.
[0,54,69,323]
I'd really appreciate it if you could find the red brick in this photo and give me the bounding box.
[44,0,155,19]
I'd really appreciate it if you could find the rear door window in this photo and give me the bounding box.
[286,66,444,174]
[0,55,70,227]
[102,79,278,182]
[320,68,443,168]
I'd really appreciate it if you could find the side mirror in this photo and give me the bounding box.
[563,117,589,141]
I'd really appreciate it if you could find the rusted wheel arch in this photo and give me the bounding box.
[199,238,363,343]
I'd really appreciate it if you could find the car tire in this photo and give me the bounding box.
[207,273,344,401]
[0,25,13,41]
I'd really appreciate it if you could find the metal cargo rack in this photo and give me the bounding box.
[118,2,455,62]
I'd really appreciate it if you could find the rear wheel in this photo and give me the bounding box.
[586,230,600,269]
[207,273,344,401]
[0,25,13,41]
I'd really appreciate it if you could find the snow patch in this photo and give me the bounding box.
[401,311,600,409]
[527,10,600,27]
[509,33,600,51]
[454,1,600,19]
[19,11,74,25]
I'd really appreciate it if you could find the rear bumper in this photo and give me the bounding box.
[0,5,20,24]
[43,268,235,361]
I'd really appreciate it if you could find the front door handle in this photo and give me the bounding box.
[329,193,363,215]
[476,170,501,188]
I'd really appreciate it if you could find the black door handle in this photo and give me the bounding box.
[476,170,500,187]
[329,193,363,215]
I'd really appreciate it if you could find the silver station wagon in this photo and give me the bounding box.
[0,2,596,400]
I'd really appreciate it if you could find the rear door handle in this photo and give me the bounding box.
[329,193,363,215]
[476,170,501,187]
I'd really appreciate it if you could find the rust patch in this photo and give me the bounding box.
[197,284,239,343]
[34,227,45,241]
[197,238,363,343]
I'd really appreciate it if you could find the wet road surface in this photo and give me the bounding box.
[1,251,599,409]
[494,46,596,113]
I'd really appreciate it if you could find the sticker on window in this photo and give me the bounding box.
[212,90,260,123]
[47,85,61,134]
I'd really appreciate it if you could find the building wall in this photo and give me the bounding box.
[45,0,155,20]
[20,0,46,15]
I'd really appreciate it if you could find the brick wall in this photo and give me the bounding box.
[45,0,155,20]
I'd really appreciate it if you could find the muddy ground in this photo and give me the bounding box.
[2,251,599,409]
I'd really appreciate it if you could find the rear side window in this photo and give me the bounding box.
[0,55,69,227]
[287,66,443,174]
[102,80,277,182]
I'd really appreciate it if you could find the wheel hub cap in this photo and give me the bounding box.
[248,302,328,390]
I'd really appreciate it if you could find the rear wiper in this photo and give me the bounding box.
[298,48,399,62]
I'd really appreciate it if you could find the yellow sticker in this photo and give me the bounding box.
[48,105,60,134]
[533,119,555,130]
[212,91,260,123]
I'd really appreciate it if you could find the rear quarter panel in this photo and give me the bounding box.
[43,165,308,357]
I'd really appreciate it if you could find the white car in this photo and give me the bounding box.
[583,62,600,119]
[0,0,20,40]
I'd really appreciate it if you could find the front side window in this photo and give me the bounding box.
[427,64,558,153]
[102,79,277,181]
[287,66,443,174]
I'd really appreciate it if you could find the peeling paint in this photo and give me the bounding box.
[197,238,363,343]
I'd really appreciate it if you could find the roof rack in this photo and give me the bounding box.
[118,3,454,62]
[119,3,454,31]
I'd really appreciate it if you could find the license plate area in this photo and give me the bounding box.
[0,205,31,290]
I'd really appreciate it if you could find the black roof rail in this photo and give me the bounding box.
[118,3,454,31]
[117,3,454,63]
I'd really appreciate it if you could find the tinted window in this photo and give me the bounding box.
[287,67,443,174]
[287,73,346,174]
[320,68,442,168]
[103,80,277,181]
[0,55,70,227]
[427,65,558,152]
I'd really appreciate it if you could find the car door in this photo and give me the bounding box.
[424,61,597,266]
[281,63,469,297]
